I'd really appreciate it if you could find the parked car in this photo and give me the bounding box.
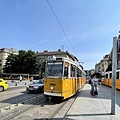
[0,78,8,92]
[26,78,44,93]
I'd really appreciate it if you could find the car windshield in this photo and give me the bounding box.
[33,79,44,84]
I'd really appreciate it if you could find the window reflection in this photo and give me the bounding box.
[47,62,63,77]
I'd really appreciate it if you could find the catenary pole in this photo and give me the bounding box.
[111,37,117,115]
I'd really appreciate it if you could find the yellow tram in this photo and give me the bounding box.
[102,69,120,90]
[44,55,86,100]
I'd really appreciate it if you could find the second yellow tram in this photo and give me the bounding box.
[102,69,120,90]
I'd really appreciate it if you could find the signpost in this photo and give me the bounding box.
[111,37,117,115]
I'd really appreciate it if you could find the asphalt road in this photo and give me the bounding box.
[0,80,42,110]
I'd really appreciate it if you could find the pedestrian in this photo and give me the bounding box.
[30,77,33,81]
[19,75,22,82]
[90,75,98,95]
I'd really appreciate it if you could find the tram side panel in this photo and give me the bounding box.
[62,78,71,99]
[77,77,81,90]
[102,78,109,86]
[61,77,80,99]
[116,71,120,90]
[102,72,109,86]
[108,72,112,87]
[83,77,86,85]
[116,79,120,90]
[108,79,112,87]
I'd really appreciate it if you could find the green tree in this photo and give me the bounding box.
[3,50,40,74]
[3,53,17,73]
[40,61,46,77]
[0,67,2,73]
[0,67,2,78]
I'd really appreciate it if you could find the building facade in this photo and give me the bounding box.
[95,54,110,73]
[36,49,79,64]
[0,48,18,71]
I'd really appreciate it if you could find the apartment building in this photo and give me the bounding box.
[36,49,78,63]
[0,48,18,71]
[95,54,110,73]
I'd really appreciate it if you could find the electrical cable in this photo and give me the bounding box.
[47,0,78,57]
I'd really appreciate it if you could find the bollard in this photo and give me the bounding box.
[15,83,17,86]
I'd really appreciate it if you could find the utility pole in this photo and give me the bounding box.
[60,45,64,51]
[111,37,117,115]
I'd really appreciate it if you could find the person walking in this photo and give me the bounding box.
[19,75,22,82]
[90,75,98,95]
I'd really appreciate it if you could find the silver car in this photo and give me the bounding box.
[26,78,44,93]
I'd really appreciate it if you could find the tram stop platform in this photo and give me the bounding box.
[57,83,120,120]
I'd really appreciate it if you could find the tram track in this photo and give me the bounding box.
[0,90,80,120]
[0,93,44,113]
[9,98,67,120]
[0,94,46,120]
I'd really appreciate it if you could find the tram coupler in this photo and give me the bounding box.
[48,97,52,103]
[46,97,52,102]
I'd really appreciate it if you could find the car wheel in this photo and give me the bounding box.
[0,86,4,92]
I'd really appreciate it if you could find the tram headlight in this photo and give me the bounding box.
[51,86,54,90]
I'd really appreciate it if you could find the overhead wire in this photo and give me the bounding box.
[46,0,78,57]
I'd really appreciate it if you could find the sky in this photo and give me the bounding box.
[0,0,120,70]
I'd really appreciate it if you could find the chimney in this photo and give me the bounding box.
[44,50,48,52]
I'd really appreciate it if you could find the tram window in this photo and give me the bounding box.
[116,72,119,79]
[106,74,108,78]
[64,67,68,77]
[77,68,80,77]
[77,70,81,77]
[110,73,112,78]
[47,62,63,77]
[79,70,82,77]
[77,70,79,77]
[70,65,75,77]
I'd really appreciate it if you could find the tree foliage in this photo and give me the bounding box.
[0,67,2,73]
[3,50,40,74]
[40,61,46,77]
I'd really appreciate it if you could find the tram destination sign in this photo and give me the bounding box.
[47,55,56,61]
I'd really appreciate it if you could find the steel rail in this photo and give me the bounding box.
[0,95,46,120]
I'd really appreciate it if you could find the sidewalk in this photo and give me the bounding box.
[65,84,120,120]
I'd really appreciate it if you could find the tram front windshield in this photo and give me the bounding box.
[47,62,63,77]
